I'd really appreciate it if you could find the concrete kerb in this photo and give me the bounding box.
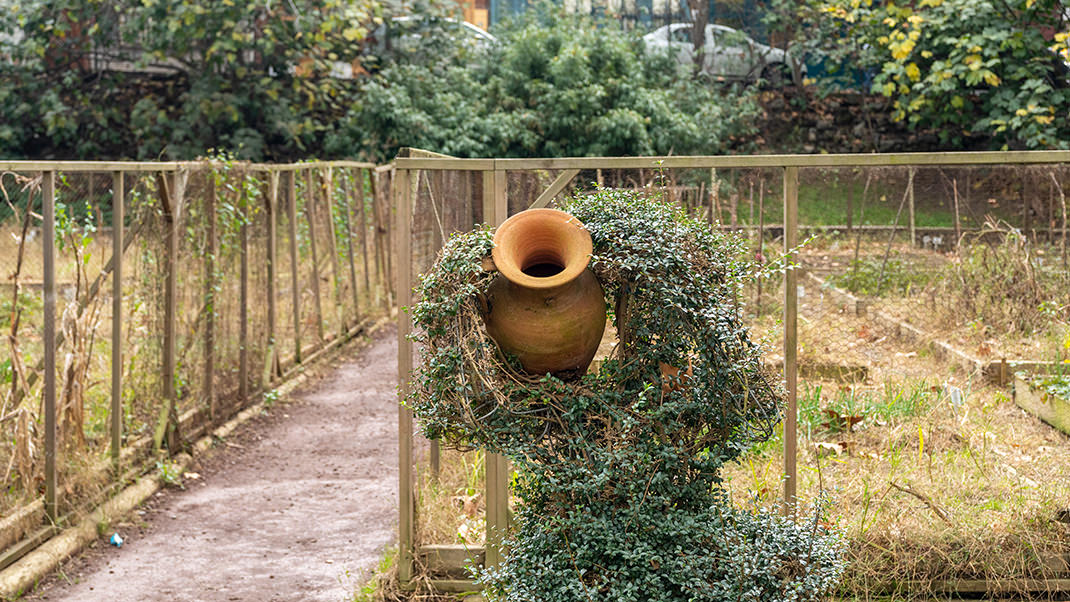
[0,316,393,600]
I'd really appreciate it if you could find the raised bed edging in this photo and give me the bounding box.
[1014,374,1070,436]
[804,272,1060,384]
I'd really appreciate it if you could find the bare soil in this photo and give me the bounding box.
[22,325,400,602]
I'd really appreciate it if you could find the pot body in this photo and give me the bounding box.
[483,208,607,376]
[485,269,606,375]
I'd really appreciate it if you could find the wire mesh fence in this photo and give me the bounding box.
[0,160,388,556]
[397,154,1070,594]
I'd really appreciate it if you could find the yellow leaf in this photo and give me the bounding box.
[891,39,915,60]
[983,71,1001,86]
[921,50,933,58]
[1036,115,1054,124]
[342,27,362,42]
[905,62,921,81]
[951,96,964,108]
[1015,108,1029,117]
[882,82,896,96]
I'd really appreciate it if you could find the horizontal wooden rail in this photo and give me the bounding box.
[0,161,184,172]
[0,160,376,172]
[395,150,1070,171]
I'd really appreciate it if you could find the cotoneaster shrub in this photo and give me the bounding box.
[410,189,844,602]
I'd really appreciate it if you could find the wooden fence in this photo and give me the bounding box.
[0,160,393,571]
[391,149,1070,592]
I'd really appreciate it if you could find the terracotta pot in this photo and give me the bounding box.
[484,208,607,376]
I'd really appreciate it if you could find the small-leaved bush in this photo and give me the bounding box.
[410,189,843,602]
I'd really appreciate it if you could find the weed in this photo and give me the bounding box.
[798,380,937,437]
[155,461,182,488]
[934,219,1070,336]
[831,258,933,297]
[263,388,280,408]
[344,545,397,602]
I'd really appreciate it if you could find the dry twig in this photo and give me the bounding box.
[889,480,952,526]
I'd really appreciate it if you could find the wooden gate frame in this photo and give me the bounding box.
[392,149,1070,591]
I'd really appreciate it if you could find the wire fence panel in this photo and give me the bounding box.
[396,154,1070,595]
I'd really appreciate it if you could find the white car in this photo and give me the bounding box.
[643,23,804,84]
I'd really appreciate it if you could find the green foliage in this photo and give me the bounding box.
[801,0,1070,149]
[1,2,757,160]
[1029,373,1070,399]
[339,9,760,161]
[0,0,386,160]
[155,460,182,487]
[411,190,842,601]
[798,382,936,437]
[830,258,932,297]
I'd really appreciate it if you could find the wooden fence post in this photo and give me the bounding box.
[42,170,57,520]
[205,172,217,421]
[341,169,362,324]
[288,171,302,365]
[266,171,280,380]
[370,170,388,312]
[322,168,344,332]
[155,171,181,452]
[782,166,799,516]
[239,174,249,402]
[357,168,372,305]
[383,169,396,306]
[484,168,510,569]
[305,169,325,342]
[908,167,916,246]
[111,171,124,466]
[396,168,415,584]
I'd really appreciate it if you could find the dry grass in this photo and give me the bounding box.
[723,379,1070,597]
[731,259,1070,596]
[416,448,487,549]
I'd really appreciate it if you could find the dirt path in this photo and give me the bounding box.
[26,326,400,602]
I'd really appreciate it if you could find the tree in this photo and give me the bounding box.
[803,0,1070,149]
[686,0,710,77]
[0,0,385,160]
[341,8,761,160]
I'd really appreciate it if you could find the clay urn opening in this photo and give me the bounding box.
[484,208,606,377]
[491,209,594,291]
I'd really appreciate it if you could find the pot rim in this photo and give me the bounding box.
[491,208,593,290]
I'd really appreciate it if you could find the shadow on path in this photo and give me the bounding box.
[27,325,399,602]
